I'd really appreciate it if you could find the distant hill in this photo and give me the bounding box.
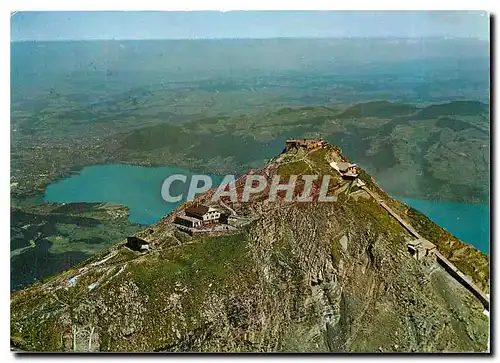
[337,101,418,119]
[414,101,489,120]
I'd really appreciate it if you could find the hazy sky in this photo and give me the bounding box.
[11,11,489,41]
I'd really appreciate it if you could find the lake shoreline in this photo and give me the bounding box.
[39,163,491,255]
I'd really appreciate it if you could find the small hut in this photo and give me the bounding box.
[126,236,150,252]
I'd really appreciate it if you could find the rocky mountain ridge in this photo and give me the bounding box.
[10,144,489,352]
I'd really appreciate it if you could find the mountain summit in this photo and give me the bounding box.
[11,142,489,352]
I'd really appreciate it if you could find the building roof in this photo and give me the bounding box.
[336,162,357,172]
[126,236,149,246]
[185,204,210,217]
[176,215,202,224]
[413,238,436,250]
[343,171,358,178]
[286,138,323,144]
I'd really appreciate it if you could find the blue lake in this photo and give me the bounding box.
[44,164,223,226]
[398,198,490,254]
[44,164,490,254]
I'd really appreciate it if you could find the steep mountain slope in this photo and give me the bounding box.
[10,144,489,352]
